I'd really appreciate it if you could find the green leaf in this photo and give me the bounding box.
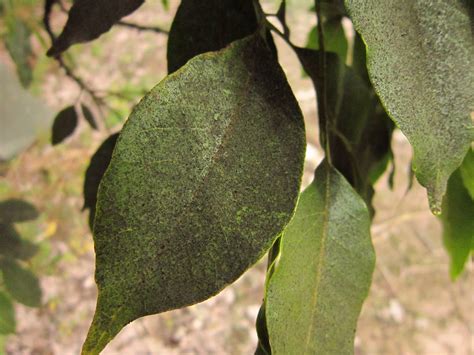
[0,292,15,335]
[0,259,41,308]
[440,150,474,280]
[47,0,145,56]
[82,34,305,354]
[0,199,38,224]
[459,148,474,200]
[167,0,260,73]
[160,0,169,10]
[83,133,119,230]
[0,224,39,261]
[3,17,33,88]
[51,106,78,145]
[305,21,347,62]
[266,161,375,354]
[345,0,474,213]
[81,104,98,130]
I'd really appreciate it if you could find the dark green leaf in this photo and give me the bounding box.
[305,22,347,62]
[255,303,271,355]
[51,106,78,145]
[47,0,145,56]
[83,133,119,230]
[441,149,474,279]
[345,0,474,212]
[0,199,38,224]
[0,259,41,307]
[82,34,305,354]
[0,292,15,335]
[266,161,375,354]
[4,17,33,88]
[81,104,98,130]
[0,224,39,261]
[167,0,260,73]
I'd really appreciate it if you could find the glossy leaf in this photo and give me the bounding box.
[47,0,145,56]
[82,105,98,130]
[345,0,474,212]
[51,106,78,145]
[82,34,305,354]
[167,0,259,73]
[0,199,38,224]
[83,133,119,230]
[0,292,15,335]
[4,17,33,88]
[0,259,42,308]
[266,161,375,354]
[441,150,474,279]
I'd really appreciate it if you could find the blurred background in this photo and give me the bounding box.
[0,0,472,354]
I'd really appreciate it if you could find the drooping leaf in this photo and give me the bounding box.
[47,0,145,56]
[0,259,41,308]
[0,292,15,335]
[51,106,78,145]
[459,148,474,200]
[4,17,33,88]
[167,0,260,73]
[83,133,119,230]
[266,161,375,354]
[81,104,98,130]
[345,0,474,212]
[441,150,474,279]
[82,34,305,354]
[0,224,39,261]
[0,199,38,224]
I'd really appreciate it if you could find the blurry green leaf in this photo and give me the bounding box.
[441,151,474,279]
[167,0,260,73]
[306,23,347,62]
[82,34,305,354]
[0,224,39,261]
[83,133,119,230]
[345,0,474,213]
[266,161,374,354]
[0,292,15,335]
[51,106,78,145]
[0,259,41,307]
[4,17,33,88]
[0,199,38,224]
[459,148,474,200]
[47,0,145,56]
[161,0,169,10]
[81,104,98,130]
[0,63,52,160]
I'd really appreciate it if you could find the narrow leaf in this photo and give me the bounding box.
[0,292,15,335]
[167,0,260,73]
[81,104,98,130]
[47,0,145,56]
[0,199,38,224]
[51,106,78,145]
[82,34,305,354]
[83,133,119,230]
[441,150,474,279]
[0,259,42,308]
[4,17,33,88]
[345,0,474,212]
[266,161,375,354]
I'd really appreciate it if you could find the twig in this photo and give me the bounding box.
[117,21,168,35]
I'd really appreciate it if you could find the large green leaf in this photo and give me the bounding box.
[82,34,306,354]
[167,0,259,73]
[345,0,474,212]
[0,259,41,308]
[0,292,15,335]
[266,161,375,354]
[47,0,144,56]
[441,149,474,279]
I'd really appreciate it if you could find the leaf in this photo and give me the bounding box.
[276,0,290,38]
[266,161,375,354]
[0,259,41,307]
[51,106,78,145]
[82,34,305,354]
[0,292,15,335]
[167,0,260,73]
[83,133,120,230]
[4,17,33,88]
[0,224,39,261]
[81,104,98,130]
[440,150,474,279]
[0,199,38,224]
[46,0,145,56]
[345,0,474,212]
[459,148,474,200]
[161,0,169,10]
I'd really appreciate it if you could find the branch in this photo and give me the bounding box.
[116,21,168,35]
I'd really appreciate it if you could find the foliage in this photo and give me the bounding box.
[0,0,472,354]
